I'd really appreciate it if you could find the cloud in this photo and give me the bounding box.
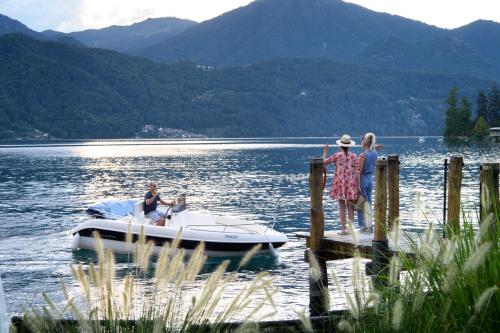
[56,0,253,32]
[344,0,500,29]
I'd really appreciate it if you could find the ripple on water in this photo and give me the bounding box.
[0,138,498,319]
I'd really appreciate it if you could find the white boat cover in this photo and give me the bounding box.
[87,199,136,219]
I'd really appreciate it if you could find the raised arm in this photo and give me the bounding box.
[323,144,338,165]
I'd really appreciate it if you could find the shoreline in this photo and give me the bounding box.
[0,136,445,148]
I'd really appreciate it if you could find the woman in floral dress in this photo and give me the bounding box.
[323,134,358,234]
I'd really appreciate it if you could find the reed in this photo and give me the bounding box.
[333,188,499,332]
[22,229,276,332]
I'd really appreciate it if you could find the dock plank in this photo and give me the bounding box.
[295,229,421,261]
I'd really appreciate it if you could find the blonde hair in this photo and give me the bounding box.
[363,133,376,151]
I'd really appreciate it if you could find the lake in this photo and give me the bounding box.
[0,137,498,320]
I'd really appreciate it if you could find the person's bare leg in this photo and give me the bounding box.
[156,217,165,227]
[338,200,347,232]
[347,203,354,232]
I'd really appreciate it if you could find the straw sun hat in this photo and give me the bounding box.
[336,134,356,147]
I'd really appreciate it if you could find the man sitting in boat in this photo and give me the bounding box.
[144,181,174,226]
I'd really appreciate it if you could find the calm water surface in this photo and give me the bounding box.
[0,137,498,319]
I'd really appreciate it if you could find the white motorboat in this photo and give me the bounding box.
[71,199,288,257]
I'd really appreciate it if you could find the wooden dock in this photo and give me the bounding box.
[303,154,499,317]
[295,229,420,261]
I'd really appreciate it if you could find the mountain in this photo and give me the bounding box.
[133,0,500,79]
[453,20,500,68]
[44,17,197,52]
[0,13,44,39]
[0,13,83,46]
[355,35,500,78]
[135,0,442,65]
[1,13,193,50]
[0,34,490,139]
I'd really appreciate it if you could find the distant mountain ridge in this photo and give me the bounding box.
[453,20,500,67]
[0,34,490,139]
[1,13,196,52]
[135,0,442,64]
[0,13,40,38]
[60,17,197,52]
[132,0,500,79]
[0,13,83,46]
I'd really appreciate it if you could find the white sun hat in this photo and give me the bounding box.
[336,134,356,147]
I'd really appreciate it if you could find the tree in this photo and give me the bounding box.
[458,97,472,136]
[444,87,459,138]
[472,116,490,141]
[476,89,488,123]
[487,83,500,126]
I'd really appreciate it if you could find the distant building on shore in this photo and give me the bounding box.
[140,124,206,138]
[491,127,500,143]
[142,124,156,133]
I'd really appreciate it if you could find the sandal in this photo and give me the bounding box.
[339,229,350,235]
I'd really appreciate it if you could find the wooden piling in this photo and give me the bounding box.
[367,159,390,287]
[374,159,388,241]
[447,156,463,234]
[443,158,448,238]
[387,155,400,231]
[309,158,325,249]
[479,162,499,223]
[308,158,328,317]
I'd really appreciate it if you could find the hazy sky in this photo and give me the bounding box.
[0,0,499,32]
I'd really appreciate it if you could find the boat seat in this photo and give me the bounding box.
[133,202,147,224]
[133,202,155,225]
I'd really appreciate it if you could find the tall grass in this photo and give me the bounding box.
[332,189,500,332]
[22,225,277,332]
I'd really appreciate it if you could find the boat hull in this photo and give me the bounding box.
[71,210,288,257]
[73,235,285,257]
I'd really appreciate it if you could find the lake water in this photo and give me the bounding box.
[0,137,498,320]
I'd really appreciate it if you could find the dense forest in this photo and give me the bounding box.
[0,34,491,139]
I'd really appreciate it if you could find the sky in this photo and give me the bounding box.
[0,0,499,33]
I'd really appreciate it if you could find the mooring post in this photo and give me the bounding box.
[443,158,448,238]
[366,158,389,287]
[308,158,328,317]
[447,156,463,235]
[310,158,325,250]
[479,162,499,233]
[374,159,388,242]
[387,155,400,231]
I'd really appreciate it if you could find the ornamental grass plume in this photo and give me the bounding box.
[22,228,277,332]
[336,187,500,333]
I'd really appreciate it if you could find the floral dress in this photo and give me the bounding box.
[324,151,358,201]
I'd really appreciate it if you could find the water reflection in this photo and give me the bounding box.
[0,138,498,319]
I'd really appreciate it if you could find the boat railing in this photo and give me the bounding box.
[183,222,260,234]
